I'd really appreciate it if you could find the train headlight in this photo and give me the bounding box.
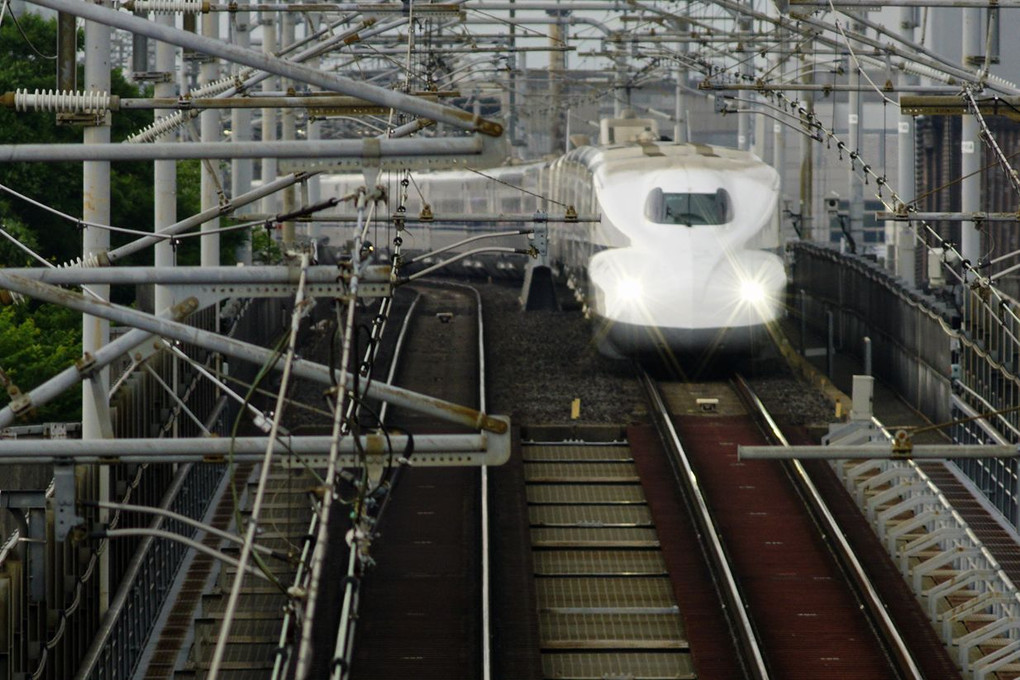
[616,277,644,303]
[601,276,645,320]
[739,279,767,305]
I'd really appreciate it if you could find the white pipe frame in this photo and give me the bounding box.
[0,271,508,435]
[206,254,306,679]
[24,0,503,136]
[0,433,505,464]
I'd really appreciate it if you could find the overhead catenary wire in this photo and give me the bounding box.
[208,252,312,679]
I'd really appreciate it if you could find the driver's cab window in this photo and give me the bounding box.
[645,188,731,225]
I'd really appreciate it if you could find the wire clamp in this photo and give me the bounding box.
[75,352,98,378]
[891,429,913,458]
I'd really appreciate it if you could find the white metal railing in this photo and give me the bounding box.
[826,416,1020,678]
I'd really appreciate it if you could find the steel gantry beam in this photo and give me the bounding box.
[0,135,491,162]
[0,271,507,435]
[789,0,1020,6]
[740,444,1020,459]
[24,0,503,136]
[0,431,511,466]
[901,94,1020,121]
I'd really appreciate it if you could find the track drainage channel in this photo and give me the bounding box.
[522,434,695,680]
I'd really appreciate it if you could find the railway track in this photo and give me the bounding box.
[201,277,962,680]
[336,275,964,680]
[341,281,487,679]
[641,371,959,680]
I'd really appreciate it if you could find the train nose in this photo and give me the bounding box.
[588,247,786,329]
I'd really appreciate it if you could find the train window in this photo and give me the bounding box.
[436,197,462,214]
[645,188,732,225]
[501,196,521,214]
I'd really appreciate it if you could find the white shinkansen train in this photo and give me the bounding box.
[545,139,785,357]
[319,123,786,358]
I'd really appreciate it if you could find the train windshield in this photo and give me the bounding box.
[644,188,732,226]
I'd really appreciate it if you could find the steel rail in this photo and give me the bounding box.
[439,281,492,680]
[638,369,770,680]
[475,282,493,680]
[732,374,925,680]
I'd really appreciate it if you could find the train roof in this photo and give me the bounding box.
[318,140,771,187]
[563,140,768,173]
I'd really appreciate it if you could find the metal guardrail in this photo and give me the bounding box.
[791,242,1020,533]
[735,375,925,680]
[0,297,283,680]
[825,415,1020,679]
[951,387,1020,530]
[790,241,956,425]
[77,462,224,680]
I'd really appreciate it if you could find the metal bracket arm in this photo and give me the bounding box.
[22,0,503,137]
[739,443,1020,459]
[0,271,505,435]
[0,423,512,466]
[53,464,83,542]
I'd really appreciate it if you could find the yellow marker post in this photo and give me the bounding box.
[570,398,581,420]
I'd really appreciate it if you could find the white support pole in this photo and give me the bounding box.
[737,17,752,151]
[261,13,279,218]
[82,0,113,619]
[961,8,983,266]
[200,10,221,268]
[154,14,177,316]
[305,50,322,242]
[896,8,918,286]
[280,9,296,248]
[231,1,253,265]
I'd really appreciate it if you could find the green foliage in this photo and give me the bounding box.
[252,227,283,264]
[0,14,188,422]
[0,212,41,267]
[164,160,249,266]
[0,303,82,422]
[0,13,173,268]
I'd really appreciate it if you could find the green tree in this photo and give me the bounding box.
[0,303,82,421]
[0,14,249,424]
[0,13,199,268]
[0,213,41,267]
